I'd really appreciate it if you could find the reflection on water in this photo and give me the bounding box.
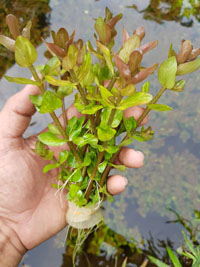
[0,0,200,266]
[0,0,50,78]
[127,0,200,27]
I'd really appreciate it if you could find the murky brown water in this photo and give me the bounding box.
[0,0,200,266]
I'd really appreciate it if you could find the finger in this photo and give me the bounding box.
[118,147,144,168]
[124,106,148,125]
[107,174,128,195]
[0,84,40,138]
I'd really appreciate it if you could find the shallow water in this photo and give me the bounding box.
[0,0,200,266]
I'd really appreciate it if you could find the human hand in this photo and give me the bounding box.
[0,84,147,265]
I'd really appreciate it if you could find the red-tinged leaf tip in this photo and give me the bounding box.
[140,40,158,54]
[44,40,66,58]
[134,26,145,41]
[128,48,143,75]
[176,40,193,64]
[188,48,200,61]
[107,13,123,29]
[131,63,158,84]
[123,27,130,44]
[55,28,69,48]
[6,14,20,40]
[114,53,131,81]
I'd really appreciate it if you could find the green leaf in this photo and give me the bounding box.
[122,258,128,267]
[73,134,98,148]
[77,52,92,81]
[22,21,32,39]
[158,56,177,89]
[166,247,181,267]
[59,150,69,164]
[43,56,61,75]
[132,134,147,142]
[176,57,200,75]
[62,44,78,70]
[68,184,81,198]
[66,116,85,141]
[120,84,136,96]
[170,80,185,92]
[97,125,116,141]
[118,92,153,110]
[71,169,82,182]
[39,91,62,113]
[118,34,140,63]
[111,110,123,128]
[123,116,136,134]
[38,132,66,146]
[148,256,169,267]
[95,17,111,45]
[48,124,61,135]
[67,152,79,168]
[108,162,126,171]
[82,153,92,167]
[82,102,103,115]
[30,95,42,107]
[98,161,108,173]
[119,138,133,147]
[147,104,172,111]
[105,145,119,154]
[43,163,60,173]
[141,81,150,93]
[57,85,73,98]
[97,41,114,75]
[15,36,37,67]
[99,85,113,100]
[4,75,40,86]
[182,232,196,257]
[45,75,75,87]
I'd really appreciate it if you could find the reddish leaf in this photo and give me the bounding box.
[107,13,123,29]
[131,63,158,84]
[44,41,66,58]
[134,26,145,41]
[123,27,130,44]
[176,40,193,64]
[128,49,143,75]
[6,14,20,40]
[55,28,69,48]
[75,39,83,50]
[64,31,75,52]
[188,48,200,61]
[114,54,131,81]
[140,40,158,54]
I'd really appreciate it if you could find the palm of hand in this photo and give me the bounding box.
[0,136,67,249]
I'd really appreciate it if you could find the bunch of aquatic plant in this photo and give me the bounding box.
[1,7,200,264]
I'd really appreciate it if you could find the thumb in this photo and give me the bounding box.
[0,84,40,138]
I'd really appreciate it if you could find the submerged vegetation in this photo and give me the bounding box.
[1,4,200,266]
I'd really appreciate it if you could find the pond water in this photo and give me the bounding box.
[0,0,200,266]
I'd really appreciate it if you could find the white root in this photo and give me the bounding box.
[66,201,103,229]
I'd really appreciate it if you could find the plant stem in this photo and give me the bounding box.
[29,65,82,165]
[70,69,97,134]
[58,72,68,128]
[85,94,122,201]
[99,86,167,187]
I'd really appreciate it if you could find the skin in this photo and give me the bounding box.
[0,84,148,267]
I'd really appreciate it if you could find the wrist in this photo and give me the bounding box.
[0,219,27,267]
